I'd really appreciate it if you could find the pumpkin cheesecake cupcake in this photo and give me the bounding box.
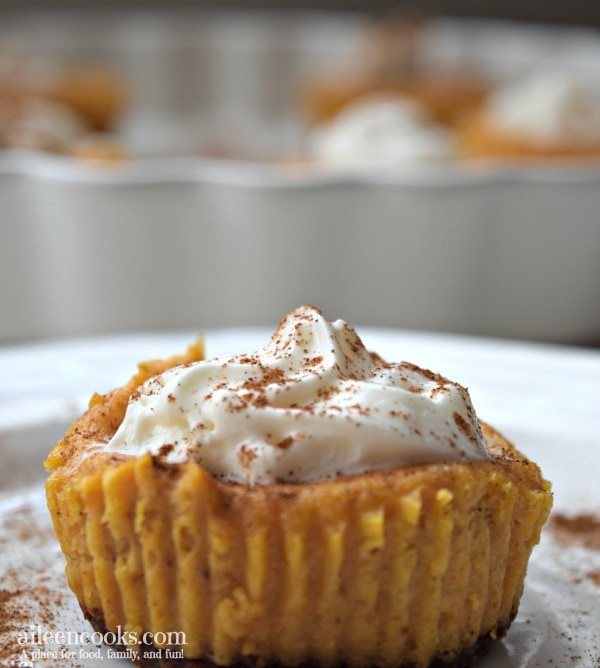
[461,69,600,162]
[305,93,456,169]
[301,16,488,130]
[46,305,552,667]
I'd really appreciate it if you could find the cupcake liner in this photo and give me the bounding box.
[46,426,552,668]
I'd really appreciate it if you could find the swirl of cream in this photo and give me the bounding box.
[486,69,600,145]
[307,94,456,168]
[105,305,488,484]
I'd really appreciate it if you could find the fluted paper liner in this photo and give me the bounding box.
[46,344,552,667]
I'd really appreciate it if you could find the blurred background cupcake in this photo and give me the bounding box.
[461,68,600,162]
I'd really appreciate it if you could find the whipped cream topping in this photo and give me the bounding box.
[105,306,489,484]
[308,95,455,168]
[0,96,89,152]
[486,70,600,145]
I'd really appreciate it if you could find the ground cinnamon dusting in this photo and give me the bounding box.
[0,501,82,667]
[587,570,600,587]
[238,444,258,469]
[153,443,177,468]
[549,512,600,550]
[274,436,294,450]
[452,411,477,445]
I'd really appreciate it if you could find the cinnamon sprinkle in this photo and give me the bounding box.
[453,411,478,446]
[587,570,600,587]
[275,436,294,450]
[238,445,258,469]
[0,502,78,667]
[549,512,600,550]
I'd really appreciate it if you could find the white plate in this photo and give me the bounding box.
[1,327,599,667]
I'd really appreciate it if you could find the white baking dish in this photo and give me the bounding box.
[1,10,600,344]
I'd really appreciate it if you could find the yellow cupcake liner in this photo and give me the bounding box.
[46,429,552,668]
